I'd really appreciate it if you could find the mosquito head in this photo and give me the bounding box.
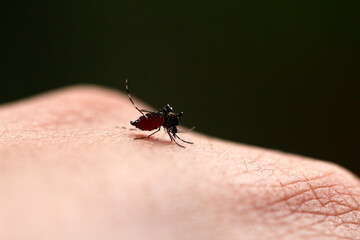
[163,104,173,114]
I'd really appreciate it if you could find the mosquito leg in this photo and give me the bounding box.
[140,109,156,113]
[167,131,185,148]
[175,134,193,144]
[134,127,161,139]
[167,131,174,142]
[125,79,146,117]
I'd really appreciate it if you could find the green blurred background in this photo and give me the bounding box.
[1,1,359,174]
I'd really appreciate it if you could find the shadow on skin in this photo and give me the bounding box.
[131,132,175,146]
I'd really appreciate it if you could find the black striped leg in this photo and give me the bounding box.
[167,131,185,148]
[125,79,146,117]
[175,134,193,144]
[140,110,157,113]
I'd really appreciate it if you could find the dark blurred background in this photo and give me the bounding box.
[1,1,359,174]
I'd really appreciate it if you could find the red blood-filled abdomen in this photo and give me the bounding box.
[131,114,164,131]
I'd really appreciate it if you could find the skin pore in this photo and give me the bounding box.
[0,86,359,240]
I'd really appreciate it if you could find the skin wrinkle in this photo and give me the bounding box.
[192,130,360,239]
[202,144,360,239]
[257,169,360,239]
[208,142,360,238]
[0,86,360,240]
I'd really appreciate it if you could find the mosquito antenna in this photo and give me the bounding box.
[125,79,145,117]
[177,126,196,133]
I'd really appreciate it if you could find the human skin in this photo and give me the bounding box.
[0,86,359,240]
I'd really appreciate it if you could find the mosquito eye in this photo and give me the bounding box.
[166,104,173,112]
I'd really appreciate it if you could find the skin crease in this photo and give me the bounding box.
[0,86,359,240]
